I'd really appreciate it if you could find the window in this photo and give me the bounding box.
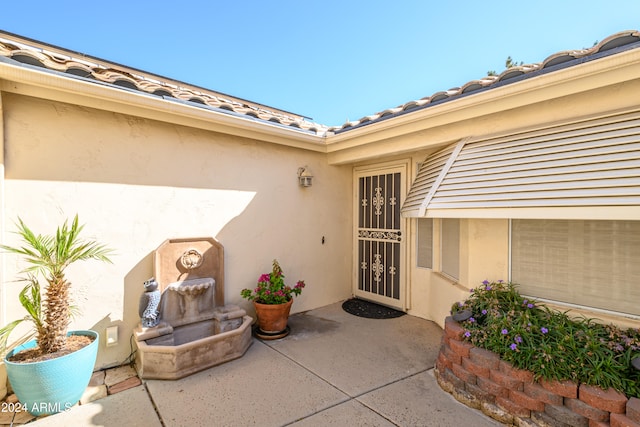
[511,219,640,316]
[441,218,460,279]
[417,218,433,269]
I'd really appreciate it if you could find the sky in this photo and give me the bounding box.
[1,1,639,127]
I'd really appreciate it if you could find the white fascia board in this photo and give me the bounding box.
[0,61,328,152]
[325,48,640,162]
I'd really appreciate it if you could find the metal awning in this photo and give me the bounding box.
[402,110,640,219]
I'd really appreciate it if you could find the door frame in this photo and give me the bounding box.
[353,160,409,310]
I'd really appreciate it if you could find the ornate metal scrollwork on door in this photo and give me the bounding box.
[372,254,384,283]
[373,187,384,216]
[358,229,402,242]
[357,171,402,300]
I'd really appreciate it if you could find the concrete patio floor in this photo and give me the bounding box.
[28,302,503,426]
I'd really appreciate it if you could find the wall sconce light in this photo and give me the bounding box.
[297,166,313,187]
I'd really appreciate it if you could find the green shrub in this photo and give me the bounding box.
[451,280,640,398]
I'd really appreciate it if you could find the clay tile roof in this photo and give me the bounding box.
[0,34,328,136]
[1,30,639,136]
[327,30,640,133]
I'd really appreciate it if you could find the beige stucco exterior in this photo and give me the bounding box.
[0,91,352,368]
[1,32,640,369]
[405,216,509,324]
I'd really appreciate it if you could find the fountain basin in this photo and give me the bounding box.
[135,315,253,380]
[134,237,254,380]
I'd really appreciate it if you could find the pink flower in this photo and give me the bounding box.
[241,260,306,304]
[258,274,270,283]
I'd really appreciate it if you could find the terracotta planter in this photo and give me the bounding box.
[253,299,293,333]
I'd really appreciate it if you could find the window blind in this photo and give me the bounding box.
[417,218,433,269]
[441,218,460,279]
[511,219,640,316]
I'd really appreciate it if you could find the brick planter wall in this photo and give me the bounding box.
[436,316,640,427]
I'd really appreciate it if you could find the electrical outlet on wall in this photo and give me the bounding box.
[106,326,118,347]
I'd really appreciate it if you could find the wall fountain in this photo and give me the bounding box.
[134,237,252,380]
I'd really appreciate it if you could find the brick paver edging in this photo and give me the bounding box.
[436,316,640,427]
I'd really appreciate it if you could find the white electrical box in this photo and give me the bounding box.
[106,326,118,347]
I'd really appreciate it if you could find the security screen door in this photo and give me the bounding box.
[355,166,406,309]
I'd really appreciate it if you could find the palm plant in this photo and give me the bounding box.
[0,215,112,356]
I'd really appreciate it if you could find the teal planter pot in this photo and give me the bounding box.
[4,330,99,416]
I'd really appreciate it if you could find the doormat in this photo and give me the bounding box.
[342,298,406,319]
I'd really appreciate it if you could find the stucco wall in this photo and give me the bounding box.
[407,217,509,328]
[0,94,353,368]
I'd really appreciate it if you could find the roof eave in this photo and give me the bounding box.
[324,47,640,165]
[0,60,328,152]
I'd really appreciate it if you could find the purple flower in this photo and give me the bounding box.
[527,303,534,309]
[486,285,492,291]
[515,335,523,343]
[482,280,489,285]
[464,331,471,338]
[470,288,475,293]
[510,343,517,351]
[501,329,508,335]
[481,309,487,315]
[468,317,476,323]
[541,327,549,334]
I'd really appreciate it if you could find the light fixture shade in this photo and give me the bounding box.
[298,167,313,187]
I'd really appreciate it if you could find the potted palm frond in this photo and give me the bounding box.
[0,215,113,415]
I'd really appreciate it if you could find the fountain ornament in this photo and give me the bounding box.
[139,278,161,328]
[133,237,252,380]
